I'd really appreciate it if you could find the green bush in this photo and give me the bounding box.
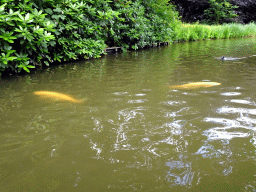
[203,0,238,24]
[103,0,181,50]
[0,0,181,75]
[0,0,55,74]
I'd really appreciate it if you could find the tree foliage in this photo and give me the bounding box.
[203,0,238,24]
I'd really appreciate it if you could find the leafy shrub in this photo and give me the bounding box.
[0,0,181,75]
[99,0,181,50]
[0,0,55,74]
[203,0,238,24]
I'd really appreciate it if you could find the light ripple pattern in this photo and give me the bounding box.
[204,104,256,140]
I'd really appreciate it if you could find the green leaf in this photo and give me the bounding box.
[59,15,66,20]
[53,8,62,13]
[7,56,17,61]
[0,31,17,43]
[18,13,24,21]
[45,8,53,15]
[44,61,49,66]
[0,3,6,12]
[52,15,59,20]
[49,41,56,46]
[18,64,30,72]
[27,65,35,68]
[25,13,30,21]
[33,26,44,34]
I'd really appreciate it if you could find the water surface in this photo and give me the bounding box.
[1,37,256,191]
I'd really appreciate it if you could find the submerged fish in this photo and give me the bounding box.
[168,82,221,89]
[34,91,83,103]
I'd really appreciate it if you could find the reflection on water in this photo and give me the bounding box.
[203,103,256,140]
[0,37,256,191]
[166,160,194,186]
[220,92,241,96]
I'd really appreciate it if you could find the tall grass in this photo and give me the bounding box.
[174,22,256,42]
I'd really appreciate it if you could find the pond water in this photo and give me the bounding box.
[1,37,256,191]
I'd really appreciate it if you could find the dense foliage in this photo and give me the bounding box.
[0,0,180,75]
[203,0,238,24]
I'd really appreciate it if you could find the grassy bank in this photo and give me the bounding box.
[174,22,256,42]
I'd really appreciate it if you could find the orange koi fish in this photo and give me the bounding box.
[168,82,221,89]
[34,91,83,103]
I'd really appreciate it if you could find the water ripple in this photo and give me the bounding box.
[204,127,250,140]
[113,92,128,95]
[165,161,194,186]
[204,117,240,127]
[230,99,253,105]
[217,107,256,115]
[204,106,256,140]
[220,92,241,96]
[128,99,148,104]
[162,100,186,106]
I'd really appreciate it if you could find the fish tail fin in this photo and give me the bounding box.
[74,98,87,103]
[73,99,83,103]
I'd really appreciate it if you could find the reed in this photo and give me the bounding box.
[175,22,256,42]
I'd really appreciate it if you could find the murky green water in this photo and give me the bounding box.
[1,37,256,191]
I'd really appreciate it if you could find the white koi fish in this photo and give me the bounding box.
[34,91,83,103]
[168,82,221,89]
